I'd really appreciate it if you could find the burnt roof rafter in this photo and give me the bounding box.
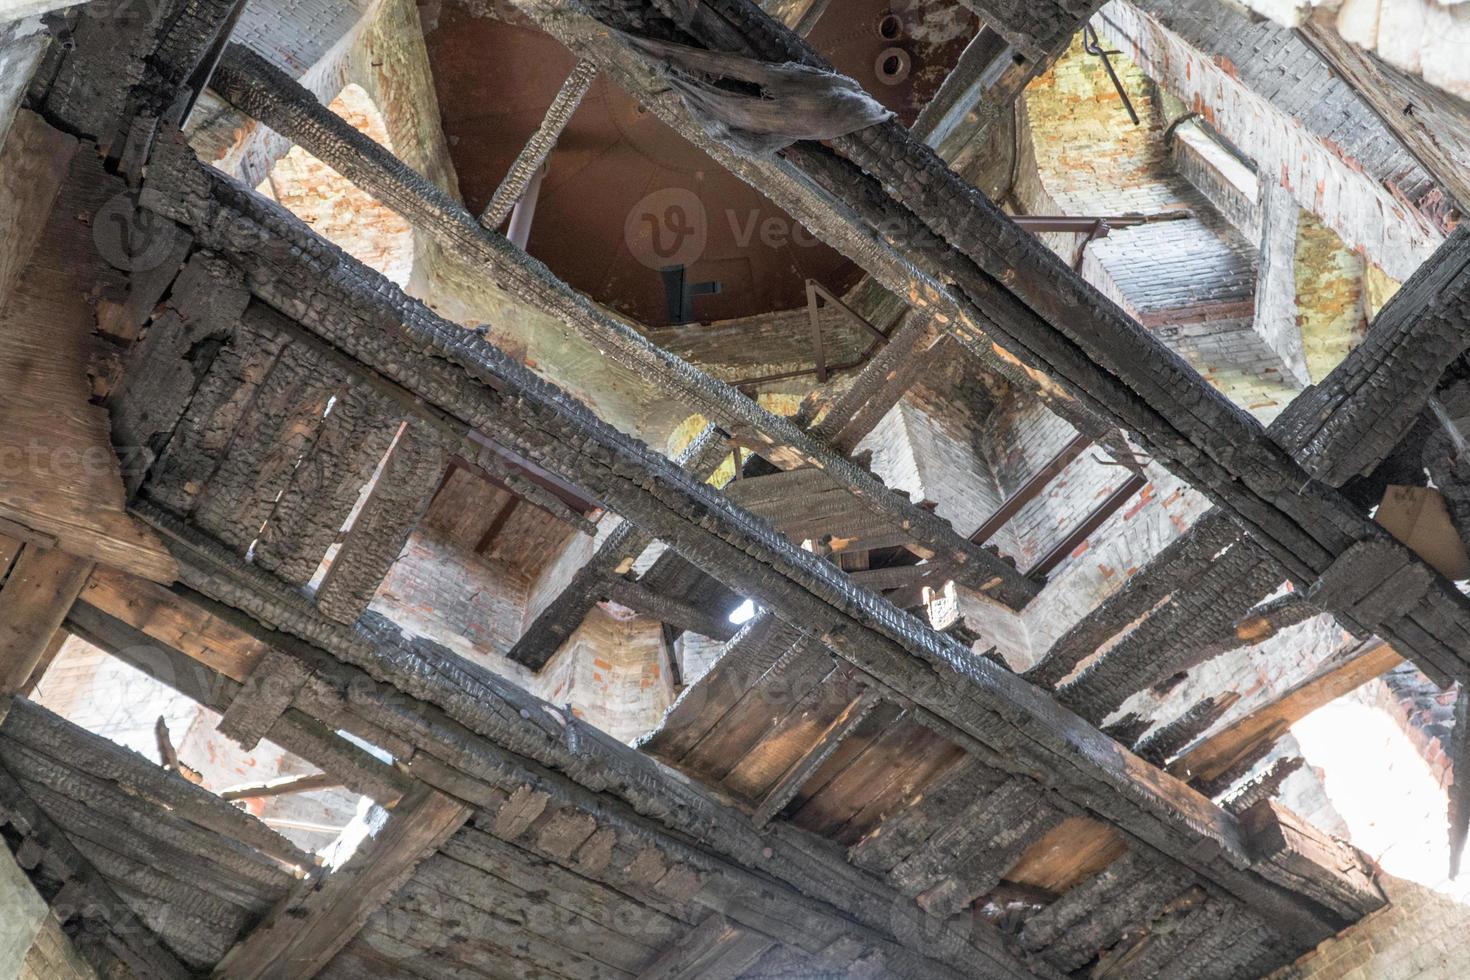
[511,0,1470,690]
[128,121,1381,946]
[205,42,1040,611]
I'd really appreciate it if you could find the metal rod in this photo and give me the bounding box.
[1083,23,1140,126]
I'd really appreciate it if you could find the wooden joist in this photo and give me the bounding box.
[67,587,413,806]
[752,686,880,827]
[0,544,93,693]
[601,576,737,642]
[535,0,1470,687]
[216,649,311,752]
[205,41,1040,609]
[252,381,402,586]
[122,517,1046,977]
[134,134,1373,947]
[1167,640,1405,787]
[214,785,470,980]
[479,59,598,231]
[1238,799,1383,920]
[637,913,776,980]
[314,420,448,625]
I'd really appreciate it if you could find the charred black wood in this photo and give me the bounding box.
[535,0,1470,689]
[138,131,1362,944]
[1225,757,1305,816]
[1132,695,1238,768]
[206,41,1038,607]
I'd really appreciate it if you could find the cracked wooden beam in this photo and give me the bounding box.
[134,151,1367,947]
[480,59,598,231]
[602,576,739,642]
[526,0,1470,687]
[206,42,1037,609]
[1167,640,1404,788]
[216,785,471,980]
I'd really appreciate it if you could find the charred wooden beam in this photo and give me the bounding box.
[1025,515,1239,688]
[32,0,244,160]
[0,545,93,693]
[1057,540,1280,724]
[0,745,195,979]
[637,913,776,980]
[65,595,413,807]
[1168,641,1405,788]
[1225,757,1305,816]
[314,421,448,625]
[133,137,1376,944]
[215,785,470,979]
[529,0,1470,685]
[810,320,946,455]
[602,576,738,641]
[3,698,313,872]
[206,42,1038,608]
[480,59,598,231]
[1237,800,1382,920]
[1132,694,1240,767]
[107,525,1033,978]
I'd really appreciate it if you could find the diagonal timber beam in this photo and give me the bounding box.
[479,59,598,231]
[206,42,1039,610]
[136,139,1367,945]
[518,0,1470,688]
[215,784,471,980]
[1029,225,1470,699]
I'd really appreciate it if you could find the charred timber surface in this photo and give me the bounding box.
[522,0,1470,687]
[206,42,1038,608]
[507,426,731,670]
[125,512,1036,979]
[136,142,1368,946]
[479,59,598,231]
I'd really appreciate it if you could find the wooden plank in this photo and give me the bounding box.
[0,546,93,692]
[215,784,470,980]
[146,304,291,518]
[638,913,775,980]
[753,687,880,827]
[81,563,269,682]
[314,421,447,625]
[1167,640,1404,786]
[216,649,310,751]
[253,380,402,586]
[1238,800,1383,919]
[192,344,338,554]
[1002,817,1128,896]
[0,122,176,582]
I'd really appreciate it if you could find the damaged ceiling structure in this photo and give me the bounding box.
[0,0,1469,976]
